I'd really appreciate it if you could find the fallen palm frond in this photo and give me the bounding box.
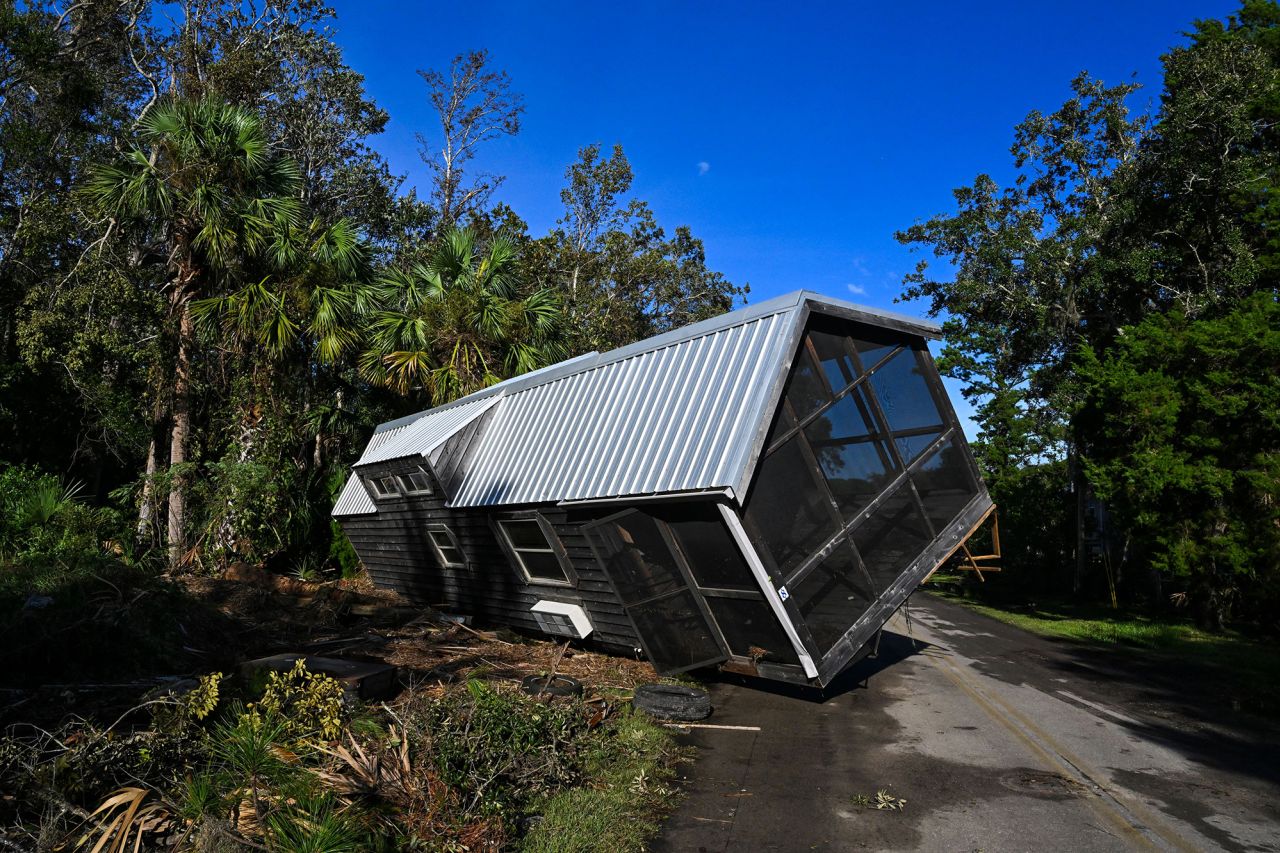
[874,789,907,811]
[314,726,413,799]
[70,786,173,853]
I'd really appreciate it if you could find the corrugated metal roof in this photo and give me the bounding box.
[334,290,939,516]
[332,474,376,516]
[452,309,796,506]
[353,419,420,466]
[355,395,501,467]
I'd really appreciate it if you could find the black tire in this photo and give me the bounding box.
[632,683,711,721]
[520,674,584,698]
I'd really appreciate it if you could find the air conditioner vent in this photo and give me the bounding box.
[530,600,593,639]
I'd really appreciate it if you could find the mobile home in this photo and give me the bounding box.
[333,291,992,686]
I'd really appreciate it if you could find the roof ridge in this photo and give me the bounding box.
[376,292,806,431]
[368,290,937,434]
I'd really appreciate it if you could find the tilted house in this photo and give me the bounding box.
[333,291,992,686]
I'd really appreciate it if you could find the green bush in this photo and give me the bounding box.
[423,680,584,819]
[249,659,346,743]
[328,521,361,578]
[0,465,219,687]
[0,464,118,588]
[521,709,687,852]
[1078,293,1280,630]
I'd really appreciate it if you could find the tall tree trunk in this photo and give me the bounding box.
[215,414,258,558]
[167,303,194,568]
[136,435,159,539]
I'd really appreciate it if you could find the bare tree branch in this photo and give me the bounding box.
[416,50,523,228]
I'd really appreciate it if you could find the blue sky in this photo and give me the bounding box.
[328,0,1239,435]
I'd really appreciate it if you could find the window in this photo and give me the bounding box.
[809,330,859,395]
[868,348,946,433]
[743,436,841,576]
[427,524,466,568]
[398,465,434,496]
[851,482,933,593]
[790,539,877,655]
[803,386,898,522]
[365,474,400,499]
[495,514,576,586]
[911,437,980,536]
[784,347,831,420]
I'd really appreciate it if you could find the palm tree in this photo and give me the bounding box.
[187,216,374,559]
[190,216,373,366]
[362,227,566,402]
[82,98,302,567]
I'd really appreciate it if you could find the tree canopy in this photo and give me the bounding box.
[0,0,744,574]
[898,0,1280,627]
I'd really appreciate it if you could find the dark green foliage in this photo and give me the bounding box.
[0,463,243,688]
[423,680,584,818]
[329,522,362,578]
[0,465,106,569]
[0,674,685,850]
[1077,294,1280,630]
[363,226,568,401]
[900,1,1280,624]
[520,708,688,853]
[263,790,369,853]
[982,461,1075,597]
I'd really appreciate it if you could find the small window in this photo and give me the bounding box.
[495,515,576,586]
[399,465,434,496]
[365,474,401,499]
[427,524,466,568]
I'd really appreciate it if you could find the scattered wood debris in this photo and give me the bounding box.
[5,567,659,728]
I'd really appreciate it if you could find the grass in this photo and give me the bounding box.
[926,577,1280,715]
[520,709,690,852]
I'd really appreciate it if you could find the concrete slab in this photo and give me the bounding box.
[240,653,398,700]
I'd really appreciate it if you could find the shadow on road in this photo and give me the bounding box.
[705,628,930,703]
[923,594,1280,791]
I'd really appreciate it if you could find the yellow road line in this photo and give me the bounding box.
[923,647,1197,852]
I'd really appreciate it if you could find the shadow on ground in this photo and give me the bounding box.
[705,628,930,703]
[921,594,1280,791]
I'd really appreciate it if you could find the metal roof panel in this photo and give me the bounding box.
[335,290,939,515]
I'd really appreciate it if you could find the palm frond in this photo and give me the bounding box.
[382,350,434,393]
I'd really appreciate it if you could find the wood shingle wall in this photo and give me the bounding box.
[338,464,641,654]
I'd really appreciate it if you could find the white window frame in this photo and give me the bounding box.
[427,523,466,569]
[493,512,577,587]
[398,464,434,496]
[365,473,401,500]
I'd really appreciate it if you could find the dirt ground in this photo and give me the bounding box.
[2,566,659,728]
[184,566,660,698]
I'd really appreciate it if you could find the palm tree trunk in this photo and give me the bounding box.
[167,302,194,569]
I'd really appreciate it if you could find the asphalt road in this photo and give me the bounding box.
[653,594,1280,853]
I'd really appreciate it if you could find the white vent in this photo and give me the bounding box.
[530,600,593,639]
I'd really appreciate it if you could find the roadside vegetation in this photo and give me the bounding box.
[0,462,687,850]
[928,574,1280,714]
[0,661,686,851]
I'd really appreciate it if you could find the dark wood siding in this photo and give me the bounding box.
[338,462,640,653]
